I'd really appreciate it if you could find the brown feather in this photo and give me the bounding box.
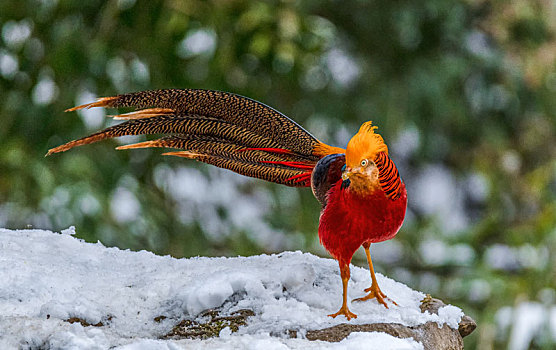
[180,153,312,187]
[116,135,315,164]
[109,108,174,120]
[47,89,348,186]
[64,97,118,112]
[66,89,321,156]
[47,116,292,156]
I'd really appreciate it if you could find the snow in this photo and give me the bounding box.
[495,301,556,350]
[0,228,463,349]
[176,28,217,59]
[410,165,469,234]
[75,89,106,131]
[485,243,549,271]
[117,332,423,350]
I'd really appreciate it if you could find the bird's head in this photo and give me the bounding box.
[341,121,388,194]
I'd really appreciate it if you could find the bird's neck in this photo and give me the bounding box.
[374,152,403,200]
[346,152,403,200]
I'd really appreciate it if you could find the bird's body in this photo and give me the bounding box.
[47,89,407,320]
[319,181,407,265]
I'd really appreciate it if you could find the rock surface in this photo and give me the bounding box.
[166,295,476,349]
[297,295,476,349]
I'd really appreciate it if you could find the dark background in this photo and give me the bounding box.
[1,1,555,348]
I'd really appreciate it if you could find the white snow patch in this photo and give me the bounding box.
[130,58,150,84]
[325,49,360,88]
[0,228,463,348]
[176,28,217,59]
[551,307,556,342]
[115,332,423,350]
[2,19,33,49]
[485,244,519,270]
[75,89,106,131]
[106,56,129,92]
[436,305,464,329]
[110,186,141,223]
[0,50,19,79]
[465,172,490,203]
[419,240,476,267]
[117,0,136,11]
[32,75,59,106]
[495,301,556,350]
[60,226,76,236]
[392,126,421,160]
[410,165,469,234]
[507,302,546,350]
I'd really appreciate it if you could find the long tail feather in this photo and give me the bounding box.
[176,153,313,187]
[64,89,321,156]
[113,136,315,187]
[115,135,313,164]
[48,89,346,186]
[109,108,174,120]
[47,116,287,157]
[64,97,118,112]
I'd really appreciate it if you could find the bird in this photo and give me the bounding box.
[46,89,407,320]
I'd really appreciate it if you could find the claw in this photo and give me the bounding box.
[328,306,357,320]
[354,284,397,308]
[357,243,398,308]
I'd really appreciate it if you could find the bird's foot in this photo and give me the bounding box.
[328,305,357,320]
[354,285,398,308]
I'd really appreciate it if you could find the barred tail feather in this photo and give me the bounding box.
[115,136,315,187]
[47,89,347,186]
[163,152,312,186]
[60,89,320,155]
[47,116,289,157]
[116,135,315,165]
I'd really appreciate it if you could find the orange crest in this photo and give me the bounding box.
[345,121,388,168]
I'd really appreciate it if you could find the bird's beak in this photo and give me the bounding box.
[341,170,351,190]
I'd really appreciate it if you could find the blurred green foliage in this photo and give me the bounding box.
[1,0,554,348]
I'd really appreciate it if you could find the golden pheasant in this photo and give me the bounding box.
[47,89,407,319]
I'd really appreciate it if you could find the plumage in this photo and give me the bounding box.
[47,89,336,187]
[311,154,346,208]
[375,152,404,199]
[319,179,407,265]
[310,123,407,318]
[47,89,407,320]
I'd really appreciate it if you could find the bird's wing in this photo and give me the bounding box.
[47,89,345,187]
[311,153,346,207]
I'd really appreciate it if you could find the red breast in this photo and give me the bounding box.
[318,182,407,265]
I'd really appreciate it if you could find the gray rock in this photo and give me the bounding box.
[292,295,476,349]
[161,295,476,349]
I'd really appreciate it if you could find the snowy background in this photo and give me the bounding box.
[0,227,466,349]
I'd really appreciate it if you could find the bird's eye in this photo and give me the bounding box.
[341,164,346,172]
[361,159,369,167]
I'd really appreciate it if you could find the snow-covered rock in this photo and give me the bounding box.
[0,228,470,349]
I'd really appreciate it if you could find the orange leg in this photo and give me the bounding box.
[353,243,398,308]
[328,262,357,320]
